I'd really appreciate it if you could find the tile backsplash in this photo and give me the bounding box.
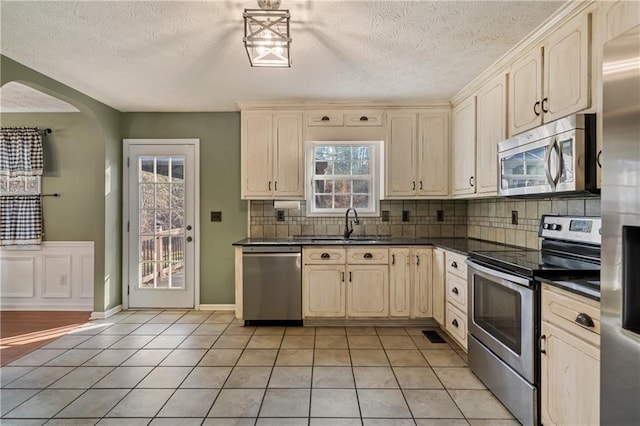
[249,200,468,239]
[249,196,600,249]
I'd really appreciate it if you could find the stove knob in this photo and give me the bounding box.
[551,224,562,231]
[543,223,551,230]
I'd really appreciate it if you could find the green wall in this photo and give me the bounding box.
[121,112,247,304]
[0,113,98,241]
[1,55,123,312]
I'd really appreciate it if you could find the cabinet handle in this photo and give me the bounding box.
[359,116,369,121]
[419,181,423,190]
[341,271,345,282]
[321,253,330,259]
[349,271,352,282]
[392,254,395,265]
[452,319,459,328]
[274,181,278,191]
[416,255,420,266]
[412,181,416,191]
[321,116,330,121]
[364,252,373,259]
[268,181,272,190]
[597,150,602,168]
[539,334,547,354]
[469,176,474,187]
[541,97,549,113]
[575,313,595,328]
[452,287,459,295]
[451,261,458,268]
[534,101,541,116]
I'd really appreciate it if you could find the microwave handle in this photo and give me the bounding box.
[544,137,560,189]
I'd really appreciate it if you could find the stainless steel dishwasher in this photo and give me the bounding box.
[242,245,302,324]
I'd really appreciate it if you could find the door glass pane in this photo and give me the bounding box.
[500,145,548,190]
[137,155,186,290]
[473,276,522,354]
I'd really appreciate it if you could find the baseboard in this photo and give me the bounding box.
[90,304,122,320]
[1,303,93,311]
[199,304,236,311]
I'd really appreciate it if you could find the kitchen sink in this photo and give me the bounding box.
[309,237,392,244]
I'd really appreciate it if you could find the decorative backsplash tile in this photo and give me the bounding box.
[249,196,601,249]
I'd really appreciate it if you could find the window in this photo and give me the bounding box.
[306,140,383,216]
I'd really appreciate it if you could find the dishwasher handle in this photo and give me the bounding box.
[243,246,301,254]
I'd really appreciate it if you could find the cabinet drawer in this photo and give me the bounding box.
[304,247,346,264]
[307,111,344,126]
[446,252,467,279]
[347,247,389,264]
[446,302,468,350]
[542,284,600,347]
[446,274,467,311]
[344,112,383,126]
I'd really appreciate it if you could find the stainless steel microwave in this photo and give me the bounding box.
[498,114,598,197]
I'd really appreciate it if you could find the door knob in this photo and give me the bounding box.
[186,225,192,231]
[186,236,193,242]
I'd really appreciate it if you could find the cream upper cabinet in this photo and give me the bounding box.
[389,248,412,317]
[508,13,592,136]
[451,97,476,197]
[412,248,433,318]
[475,73,507,196]
[241,111,303,199]
[347,264,389,317]
[540,284,600,426]
[432,248,446,326]
[386,111,449,198]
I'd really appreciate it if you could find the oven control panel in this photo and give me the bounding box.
[539,215,601,245]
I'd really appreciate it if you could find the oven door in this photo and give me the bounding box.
[468,260,536,383]
[498,128,582,196]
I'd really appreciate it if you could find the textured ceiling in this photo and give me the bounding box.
[0,1,565,112]
[0,82,80,113]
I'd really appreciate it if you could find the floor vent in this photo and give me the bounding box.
[422,329,446,343]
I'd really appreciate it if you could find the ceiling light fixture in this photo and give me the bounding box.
[243,0,291,67]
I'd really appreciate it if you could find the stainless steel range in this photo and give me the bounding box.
[467,215,601,426]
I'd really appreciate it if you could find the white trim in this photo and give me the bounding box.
[199,304,236,311]
[1,303,93,311]
[90,304,122,320]
[122,138,200,310]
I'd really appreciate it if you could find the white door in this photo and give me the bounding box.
[125,141,198,309]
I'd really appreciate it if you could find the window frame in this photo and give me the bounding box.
[305,140,383,217]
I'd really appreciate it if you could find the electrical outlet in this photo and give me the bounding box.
[277,210,285,222]
[210,211,222,222]
[402,210,410,222]
[437,210,444,222]
[511,210,519,225]
[381,210,390,222]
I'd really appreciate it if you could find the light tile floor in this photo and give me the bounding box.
[0,310,519,425]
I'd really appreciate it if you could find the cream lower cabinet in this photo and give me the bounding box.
[432,248,446,326]
[303,265,346,317]
[388,247,433,319]
[541,284,600,426]
[347,265,389,317]
[443,250,469,350]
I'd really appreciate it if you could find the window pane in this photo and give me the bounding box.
[335,195,350,208]
[315,146,333,161]
[171,157,184,182]
[334,161,351,175]
[140,157,155,182]
[315,195,332,208]
[334,180,350,194]
[352,146,370,160]
[156,183,170,208]
[171,210,184,230]
[315,180,333,194]
[316,160,331,175]
[140,184,155,209]
[156,157,170,181]
[352,160,369,175]
[352,180,369,193]
[335,146,351,160]
[353,195,369,208]
[171,184,184,208]
[156,210,170,231]
[140,209,155,234]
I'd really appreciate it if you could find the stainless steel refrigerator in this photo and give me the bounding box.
[601,24,640,425]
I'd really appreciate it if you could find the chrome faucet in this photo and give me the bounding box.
[343,208,360,239]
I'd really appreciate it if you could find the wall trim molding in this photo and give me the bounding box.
[90,304,122,319]
[199,304,235,311]
[2,303,93,311]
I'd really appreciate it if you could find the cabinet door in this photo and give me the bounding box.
[475,74,506,196]
[508,48,543,136]
[541,321,600,426]
[303,265,346,317]
[417,112,449,197]
[389,248,412,317]
[412,248,433,318]
[543,14,591,123]
[451,97,477,197]
[273,112,304,198]
[347,265,389,317]
[385,112,418,198]
[432,249,446,326]
[242,113,273,198]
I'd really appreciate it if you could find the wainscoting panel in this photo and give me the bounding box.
[0,242,94,311]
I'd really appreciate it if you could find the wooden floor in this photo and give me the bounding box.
[0,311,91,366]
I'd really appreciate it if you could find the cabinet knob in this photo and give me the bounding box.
[533,101,541,116]
[469,176,474,187]
[321,116,330,121]
[341,271,345,282]
[359,116,369,121]
[392,254,395,265]
[419,181,424,190]
[452,319,459,328]
[597,150,602,168]
[575,313,595,328]
[539,334,547,354]
[268,181,272,190]
[541,97,549,113]
[452,287,459,295]
[364,252,373,259]
[274,181,278,191]
[451,261,458,268]
[412,181,416,191]
[321,253,330,259]
[349,271,352,282]
[416,255,420,266]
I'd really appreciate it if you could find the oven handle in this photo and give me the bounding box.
[466,260,532,287]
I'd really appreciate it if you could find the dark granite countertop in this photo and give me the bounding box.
[537,277,601,301]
